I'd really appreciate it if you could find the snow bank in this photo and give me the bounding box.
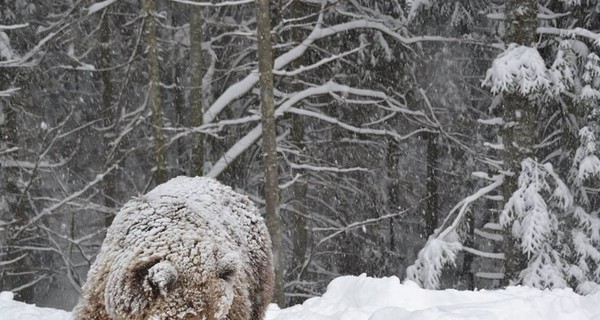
[0,292,71,320]
[3,275,600,320]
[270,275,600,320]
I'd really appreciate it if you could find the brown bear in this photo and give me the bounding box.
[73,176,274,320]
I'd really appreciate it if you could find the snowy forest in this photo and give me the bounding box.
[1,0,600,311]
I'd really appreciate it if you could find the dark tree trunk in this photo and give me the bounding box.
[462,209,475,290]
[189,1,204,176]
[387,137,400,251]
[144,0,167,184]
[170,2,187,172]
[256,0,285,306]
[501,0,538,285]
[289,0,308,279]
[425,132,439,237]
[100,9,116,227]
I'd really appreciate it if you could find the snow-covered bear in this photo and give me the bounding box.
[73,176,274,320]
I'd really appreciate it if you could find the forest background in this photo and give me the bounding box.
[1,0,600,310]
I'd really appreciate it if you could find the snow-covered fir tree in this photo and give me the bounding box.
[408,0,600,292]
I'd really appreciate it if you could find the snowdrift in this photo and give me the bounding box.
[3,275,600,320]
[0,292,71,320]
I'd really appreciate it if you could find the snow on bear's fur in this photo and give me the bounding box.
[73,176,274,320]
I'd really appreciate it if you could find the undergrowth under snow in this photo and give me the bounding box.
[3,275,600,320]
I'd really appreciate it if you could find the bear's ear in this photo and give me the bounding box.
[143,261,179,297]
[216,252,239,282]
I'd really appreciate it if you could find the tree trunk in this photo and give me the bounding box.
[144,0,167,184]
[256,0,285,306]
[189,1,204,176]
[425,132,438,237]
[502,0,538,285]
[289,0,308,279]
[100,9,116,227]
[291,107,307,273]
[171,4,186,170]
[387,137,400,252]
[462,209,475,290]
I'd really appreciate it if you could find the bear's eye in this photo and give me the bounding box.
[215,251,239,282]
[218,265,236,281]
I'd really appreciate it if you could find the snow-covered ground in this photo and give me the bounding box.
[0,292,71,320]
[3,275,600,320]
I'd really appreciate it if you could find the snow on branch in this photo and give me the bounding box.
[19,164,120,230]
[272,45,366,77]
[406,175,504,289]
[462,246,505,260]
[500,158,574,289]
[0,87,20,97]
[520,245,567,289]
[570,127,600,203]
[206,82,425,178]
[567,126,600,291]
[501,159,572,256]
[438,174,504,239]
[474,228,503,242]
[0,23,28,30]
[0,8,79,67]
[289,163,369,173]
[203,17,474,124]
[406,238,463,289]
[0,158,70,169]
[0,253,28,267]
[548,41,576,96]
[312,209,411,249]
[487,12,572,20]
[482,44,552,97]
[288,107,431,140]
[206,125,262,179]
[538,27,600,47]
[0,31,17,61]
[478,117,504,126]
[88,0,118,15]
[203,9,328,124]
[0,31,59,67]
[171,0,254,7]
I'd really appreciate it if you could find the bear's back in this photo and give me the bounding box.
[108,176,266,252]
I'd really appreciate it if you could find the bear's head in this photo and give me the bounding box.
[105,247,242,320]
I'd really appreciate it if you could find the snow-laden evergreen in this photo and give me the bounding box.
[406,238,462,289]
[483,44,552,97]
[408,6,600,290]
[500,159,571,289]
[566,128,600,294]
[581,53,600,104]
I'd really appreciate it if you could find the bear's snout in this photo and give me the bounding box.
[145,261,178,297]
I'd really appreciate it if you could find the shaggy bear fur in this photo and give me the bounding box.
[73,176,274,320]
